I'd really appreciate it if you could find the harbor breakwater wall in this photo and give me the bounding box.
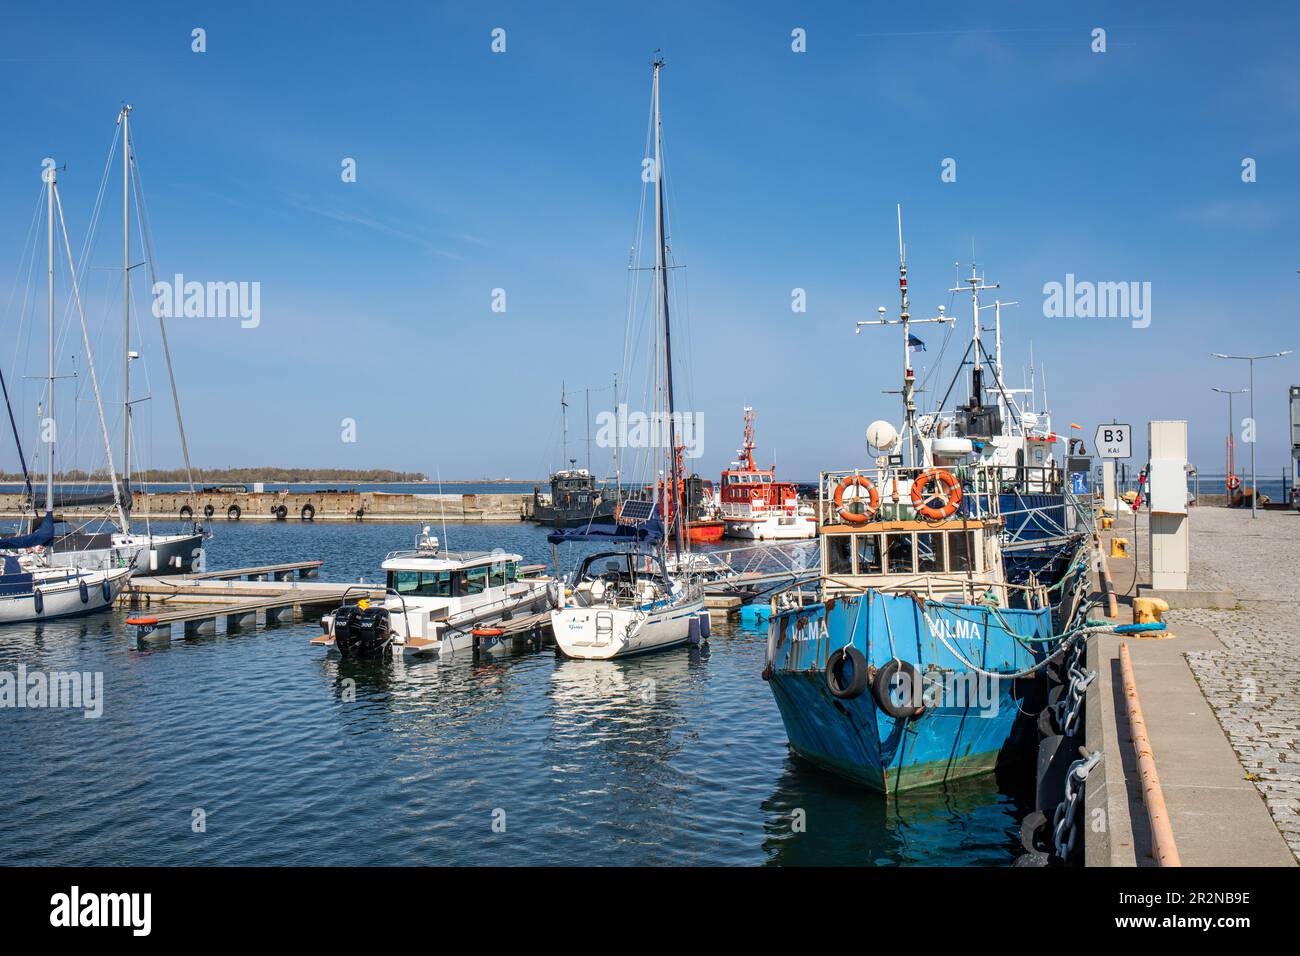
[0,490,534,523]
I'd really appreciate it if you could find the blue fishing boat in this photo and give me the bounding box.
[762,213,1090,794]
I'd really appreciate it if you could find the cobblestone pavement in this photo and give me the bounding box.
[1162,507,1300,860]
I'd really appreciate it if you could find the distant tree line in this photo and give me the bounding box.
[0,467,429,483]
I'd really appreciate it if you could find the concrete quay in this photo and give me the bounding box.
[1086,505,1297,866]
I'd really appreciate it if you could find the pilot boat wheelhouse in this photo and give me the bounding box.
[313,529,552,658]
[719,408,815,540]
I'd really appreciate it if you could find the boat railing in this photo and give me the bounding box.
[818,464,1007,527]
[770,569,1051,615]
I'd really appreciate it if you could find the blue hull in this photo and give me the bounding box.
[766,592,1054,794]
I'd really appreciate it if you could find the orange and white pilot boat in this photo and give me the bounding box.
[719,408,816,540]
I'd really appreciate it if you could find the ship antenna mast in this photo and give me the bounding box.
[856,205,952,466]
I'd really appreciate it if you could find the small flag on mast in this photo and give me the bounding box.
[907,334,926,352]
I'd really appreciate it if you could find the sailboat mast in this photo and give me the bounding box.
[120,105,132,484]
[652,56,684,555]
[45,162,55,512]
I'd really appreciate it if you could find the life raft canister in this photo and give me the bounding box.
[833,475,880,524]
[910,468,962,520]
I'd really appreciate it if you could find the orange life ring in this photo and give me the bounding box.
[1226,475,1241,491]
[911,468,963,520]
[833,475,880,524]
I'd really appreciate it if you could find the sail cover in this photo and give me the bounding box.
[30,480,132,513]
[548,514,664,545]
[0,511,55,550]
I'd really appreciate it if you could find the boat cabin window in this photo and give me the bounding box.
[855,534,882,574]
[916,532,945,573]
[827,535,853,576]
[948,530,973,573]
[389,570,454,598]
[489,560,516,588]
[462,566,488,596]
[884,534,914,574]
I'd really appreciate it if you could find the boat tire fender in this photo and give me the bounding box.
[825,645,870,700]
[179,505,193,521]
[301,503,316,521]
[873,658,926,719]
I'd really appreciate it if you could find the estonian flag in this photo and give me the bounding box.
[907,334,926,352]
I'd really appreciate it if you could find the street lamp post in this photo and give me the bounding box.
[1211,386,1248,495]
[1212,351,1293,518]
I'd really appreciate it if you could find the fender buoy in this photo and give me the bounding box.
[179,505,193,521]
[301,503,316,521]
[832,475,880,524]
[911,469,962,520]
[1226,475,1241,491]
[227,504,242,521]
[33,589,43,615]
[824,645,870,699]
[79,579,89,604]
[203,504,215,519]
[873,658,925,719]
[102,579,112,603]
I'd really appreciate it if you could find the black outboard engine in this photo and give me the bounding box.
[333,604,393,660]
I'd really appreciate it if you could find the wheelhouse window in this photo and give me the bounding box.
[464,566,488,595]
[854,534,882,574]
[388,570,453,597]
[827,535,853,576]
[948,530,973,572]
[916,532,945,573]
[884,534,914,574]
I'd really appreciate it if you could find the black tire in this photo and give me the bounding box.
[301,504,316,521]
[873,658,925,719]
[273,504,288,520]
[227,505,241,521]
[203,504,215,519]
[179,505,193,521]
[824,646,870,700]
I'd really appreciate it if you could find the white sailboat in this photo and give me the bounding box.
[549,56,707,661]
[0,162,130,624]
[41,106,205,576]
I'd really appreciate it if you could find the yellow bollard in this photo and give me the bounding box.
[1133,596,1169,624]
[1110,537,1128,558]
[1101,516,1114,530]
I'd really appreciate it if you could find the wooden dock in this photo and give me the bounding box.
[120,560,382,642]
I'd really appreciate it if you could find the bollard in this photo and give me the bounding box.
[1132,596,1169,625]
[1101,516,1114,530]
[1110,537,1128,558]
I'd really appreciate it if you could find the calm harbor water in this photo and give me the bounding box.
[0,520,1032,866]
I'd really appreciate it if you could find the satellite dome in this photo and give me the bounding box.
[866,420,899,453]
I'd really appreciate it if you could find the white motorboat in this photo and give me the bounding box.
[313,529,554,658]
[719,409,816,540]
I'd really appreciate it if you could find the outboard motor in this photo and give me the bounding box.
[333,604,393,660]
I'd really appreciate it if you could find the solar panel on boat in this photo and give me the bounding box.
[618,499,655,523]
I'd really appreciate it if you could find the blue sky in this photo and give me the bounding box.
[2,1,1298,481]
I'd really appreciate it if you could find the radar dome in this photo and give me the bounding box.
[865,420,899,452]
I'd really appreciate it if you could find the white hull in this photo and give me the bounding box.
[0,566,131,625]
[45,531,204,575]
[723,515,816,540]
[551,594,706,660]
[317,580,553,658]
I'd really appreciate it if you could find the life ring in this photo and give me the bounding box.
[227,504,242,521]
[1226,475,1241,491]
[301,503,316,521]
[824,645,870,699]
[833,475,880,524]
[873,659,925,719]
[911,469,962,520]
[179,505,193,521]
